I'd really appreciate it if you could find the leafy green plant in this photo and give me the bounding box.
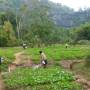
[3,67,82,90]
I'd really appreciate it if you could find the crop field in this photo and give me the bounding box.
[0,45,90,90]
[3,67,82,90]
[1,45,90,63]
[25,45,90,62]
[1,0,90,90]
[0,45,90,71]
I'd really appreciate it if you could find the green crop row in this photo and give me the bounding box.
[3,67,82,90]
[25,45,90,62]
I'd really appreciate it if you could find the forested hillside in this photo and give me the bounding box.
[0,0,90,47]
[0,0,90,27]
[50,3,90,27]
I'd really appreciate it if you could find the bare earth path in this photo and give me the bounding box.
[0,51,25,90]
[13,51,24,64]
[0,73,5,90]
[8,51,33,72]
[8,51,25,72]
[60,60,90,90]
[0,51,34,90]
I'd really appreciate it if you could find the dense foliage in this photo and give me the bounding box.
[0,0,90,47]
[70,23,90,44]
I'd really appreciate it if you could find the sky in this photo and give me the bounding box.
[49,0,90,11]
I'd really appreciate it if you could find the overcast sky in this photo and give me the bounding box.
[49,0,90,11]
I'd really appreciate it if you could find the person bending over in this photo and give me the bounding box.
[39,51,47,68]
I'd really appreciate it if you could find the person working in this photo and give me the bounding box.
[39,51,47,68]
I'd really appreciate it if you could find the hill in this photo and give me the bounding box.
[0,0,90,28]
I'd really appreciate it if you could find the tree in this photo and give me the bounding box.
[0,27,8,47]
[3,21,17,46]
[75,23,90,41]
[27,1,55,46]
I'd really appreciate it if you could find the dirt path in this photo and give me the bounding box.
[13,51,24,64]
[8,51,25,72]
[8,52,24,72]
[8,51,34,72]
[0,51,25,90]
[60,60,90,90]
[0,74,5,90]
[60,60,82,69]
[0,51,35,90]
[75,74,90,90]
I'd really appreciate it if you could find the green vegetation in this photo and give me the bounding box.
[3,67,82,90]
[0,45,90,89]
[25,45,90,62]
[0,0,90,47]
[71,23,90,44]
[0,0,90,90]
[0,45,90,71]
[0,47,22,71]
[0,47,22,59]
